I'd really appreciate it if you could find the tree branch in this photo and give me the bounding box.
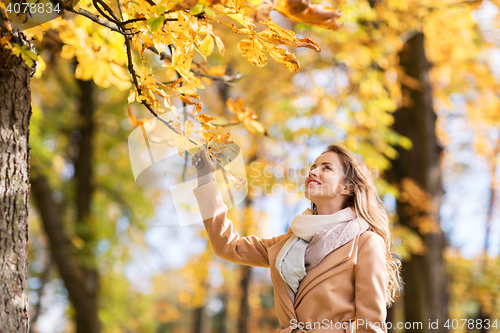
[62,5,133,35]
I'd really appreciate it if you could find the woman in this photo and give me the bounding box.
[191,144,401,333]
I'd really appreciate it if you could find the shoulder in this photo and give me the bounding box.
[355,231,387,269]
[358,230,385,252]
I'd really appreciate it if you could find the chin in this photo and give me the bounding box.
[305,191,321,202]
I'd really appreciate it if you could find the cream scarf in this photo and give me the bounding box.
[275,207,370,302]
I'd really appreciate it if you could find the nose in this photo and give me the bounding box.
[308,168,318,178]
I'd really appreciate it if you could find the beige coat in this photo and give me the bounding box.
[193,181,388,333]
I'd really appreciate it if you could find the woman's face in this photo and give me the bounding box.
[305,152,349,203]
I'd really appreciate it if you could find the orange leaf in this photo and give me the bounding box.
[226,97,245,114]
[259,21,321,52]
[244,3,272,23]
[171,0,198,11]
[273,0,344,31]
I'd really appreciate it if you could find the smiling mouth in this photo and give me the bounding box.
[307,181,321,186]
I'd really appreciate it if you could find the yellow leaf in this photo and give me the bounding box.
[174,134,186,157]
[245,119,265,135]
[176,85,200,99]
[128,90,136,103]
[262,42,299,72]
[0,35,12,45]
[207,65,226,76]
[199,35,214,60]
[184,120,195,136]
[213,35,225,55]
[228,13,255,29]
[237,36,267,67]
[223,168,247,190]
[152,88,167,98]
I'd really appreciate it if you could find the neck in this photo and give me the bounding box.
[314,198,346,215]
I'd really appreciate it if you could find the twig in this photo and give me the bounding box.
[92,0,121,24]
[116,0,124,20]
[122,17,147,25]
[192,67,245,84]
[62,4,134,35]
[124,35,201,147]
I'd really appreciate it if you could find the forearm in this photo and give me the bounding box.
[197,171,216,187]
[193,180,291,268]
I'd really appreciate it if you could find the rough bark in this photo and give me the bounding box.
[0,9,36,333]
[386,32,449,332]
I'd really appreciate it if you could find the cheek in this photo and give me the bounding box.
[323,174,343,186]
[322,176,346,194]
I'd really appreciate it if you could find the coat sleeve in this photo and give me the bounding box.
[193,179,291,268]
[354,232,388,333]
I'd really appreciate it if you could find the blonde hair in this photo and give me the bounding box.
[310,143,402,307]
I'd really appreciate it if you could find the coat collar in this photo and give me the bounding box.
[268,231,361,321]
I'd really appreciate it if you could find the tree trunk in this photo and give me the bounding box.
[0,10,36,333]
[192,304,210,333]
[217,287,229,333]
[236,151,258,333]
[30,171,101,333]
[30,77,101,333]
[386,32,449,332]
[237,265,252,333]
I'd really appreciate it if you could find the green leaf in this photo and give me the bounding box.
[155,5,166,14]
[24,50,38,61]
[204,6,216,18]
[12,44,22,57]
[190,2,204,15]
[21,53,34,67]
[147,16,165,32]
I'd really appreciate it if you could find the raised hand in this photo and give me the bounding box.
[192,149,215,177]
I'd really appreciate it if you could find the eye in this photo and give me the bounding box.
[324,165,332,170]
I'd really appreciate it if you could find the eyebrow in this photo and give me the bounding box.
[311,162,333,168]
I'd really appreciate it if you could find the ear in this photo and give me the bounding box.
[341,183,354,196]
[341,184,350,196]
